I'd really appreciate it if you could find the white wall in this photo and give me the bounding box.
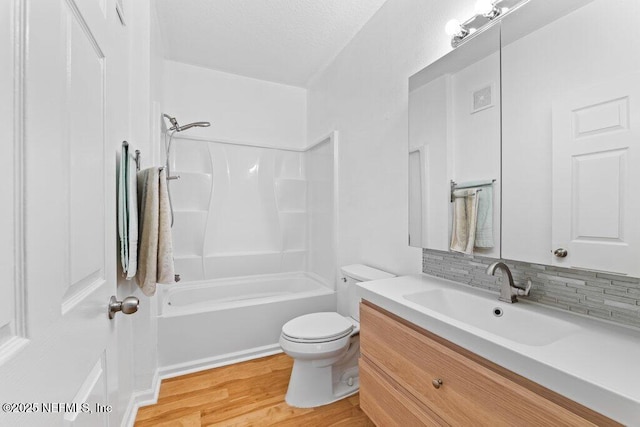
[306,137,336,285]
[164,60,307,149]
[307,0,473,275]
[129,0,165,401]
[110,0,135,421]
[113,0,166,424]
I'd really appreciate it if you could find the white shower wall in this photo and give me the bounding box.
[169,136,335,285]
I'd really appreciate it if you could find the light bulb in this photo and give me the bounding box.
[445,19,463,37]
[474,0,494,16]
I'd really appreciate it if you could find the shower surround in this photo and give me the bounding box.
[168,135,335,284]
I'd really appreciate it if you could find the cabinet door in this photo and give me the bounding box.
[501,0,640,268]
[359,303,616,426]
[552,75,640,276]
[360,358,446,427]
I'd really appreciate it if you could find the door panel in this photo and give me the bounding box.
[0,0,22,355]
[0,0,119,425]
[64,355,109,427]
[572,150,624,240]
[65,0,106,310]
[552,75,640,276]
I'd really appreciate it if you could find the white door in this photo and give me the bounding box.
[552,74,640,276]
[0,0,122,425]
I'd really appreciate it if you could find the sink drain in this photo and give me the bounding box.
[493,307,503,317]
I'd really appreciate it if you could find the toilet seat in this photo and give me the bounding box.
[282,312,354,343]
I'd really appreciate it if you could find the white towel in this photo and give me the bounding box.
[474,185,494,248]
[126,152,139,279]
[450,188,479,254]
[136,167,175,296]
[118,144,129,274]
[157,168,175,284]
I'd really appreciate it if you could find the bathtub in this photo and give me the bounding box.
[157,272,336,378]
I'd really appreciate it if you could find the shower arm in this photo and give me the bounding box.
[162,114,211,227]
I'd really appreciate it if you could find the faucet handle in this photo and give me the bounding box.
[516,279,532,297]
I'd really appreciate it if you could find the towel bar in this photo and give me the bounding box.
[450,179,495,202]
[452,188,483,199]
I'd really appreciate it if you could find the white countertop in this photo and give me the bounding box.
[357,273,640,425]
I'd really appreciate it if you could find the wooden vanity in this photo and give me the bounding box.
[359,301,621,426]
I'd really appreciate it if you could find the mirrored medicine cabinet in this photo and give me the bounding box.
[409,0,640,277]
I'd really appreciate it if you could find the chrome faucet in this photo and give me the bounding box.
[486,261,531,303]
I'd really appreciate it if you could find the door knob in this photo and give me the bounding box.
[432,378,443,389]
[554,248,568,258]
[108,296,139,319]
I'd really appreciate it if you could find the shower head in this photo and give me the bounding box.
[163,113,211,132]
[176,121,211,132]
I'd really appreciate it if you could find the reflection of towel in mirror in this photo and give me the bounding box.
[136,167,175,296]
[474,186,493,248]
[450,188,479,254]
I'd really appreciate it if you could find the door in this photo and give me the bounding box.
[552,74,640,276]
[0,0,120,425]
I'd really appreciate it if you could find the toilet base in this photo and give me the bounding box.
[284,336,360,408]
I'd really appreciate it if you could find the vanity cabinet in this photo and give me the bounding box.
[359,301,619,426]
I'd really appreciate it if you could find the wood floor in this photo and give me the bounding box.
[135,353,375,427]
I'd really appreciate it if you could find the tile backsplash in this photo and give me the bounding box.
[422,249,640,329]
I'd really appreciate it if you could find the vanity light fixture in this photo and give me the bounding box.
[475,0,501,19]
[445,0,525,48]
[445,19,469,40]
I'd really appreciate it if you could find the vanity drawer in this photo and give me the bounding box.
[360,357,446,426]
[360,302,618,426]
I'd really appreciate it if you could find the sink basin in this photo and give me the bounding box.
[403,288,580,346]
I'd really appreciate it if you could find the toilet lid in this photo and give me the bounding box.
[282,312,354,343]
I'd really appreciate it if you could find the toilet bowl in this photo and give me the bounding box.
[280,265,395,408]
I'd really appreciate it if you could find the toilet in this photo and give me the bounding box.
[279,264,395,408]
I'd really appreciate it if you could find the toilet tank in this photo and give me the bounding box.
[340,264,395,321]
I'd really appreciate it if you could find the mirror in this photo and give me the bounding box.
[501,0,640,277]
[409,0,640,277]
[408,24,501,258]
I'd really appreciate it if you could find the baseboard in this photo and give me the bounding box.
[121,370,161,427]
[159,344,283,380]
[121,344,283,426]
[121,396,137,427]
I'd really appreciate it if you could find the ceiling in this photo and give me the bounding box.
[155,0,389,88]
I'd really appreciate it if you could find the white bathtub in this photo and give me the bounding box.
[157,272,336,378]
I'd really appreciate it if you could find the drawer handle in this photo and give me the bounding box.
[432,378,443,389]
